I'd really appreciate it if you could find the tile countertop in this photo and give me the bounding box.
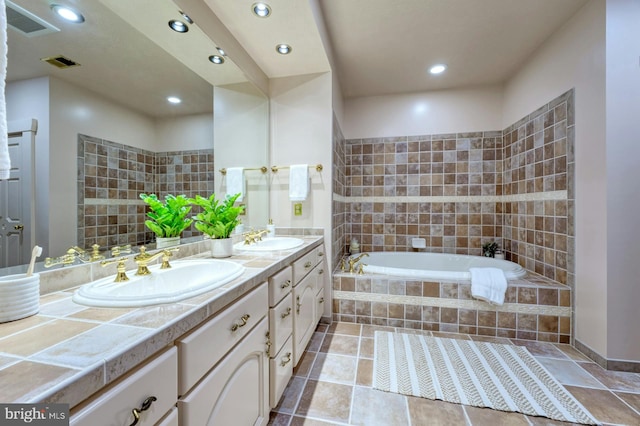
[0,235,324,407]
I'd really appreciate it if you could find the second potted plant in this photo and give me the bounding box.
[140,193,193,248]
[190,193,244,257]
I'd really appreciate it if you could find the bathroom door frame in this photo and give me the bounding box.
[0,119,37,268]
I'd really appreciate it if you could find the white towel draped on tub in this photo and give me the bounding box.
[289,164,309,201]
[0,0,10,180]
[470,267,508,306]
[226,167,245,201]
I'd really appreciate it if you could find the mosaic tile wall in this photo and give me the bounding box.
[332,273,572,343]
[332,114,348,270]
[77,134,214,250]
[338,90,574,285]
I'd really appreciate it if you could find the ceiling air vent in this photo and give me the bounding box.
[6,0,59,37]
[41,55,80,69]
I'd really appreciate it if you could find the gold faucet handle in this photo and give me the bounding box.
[100,257,130,282]
[160,248,179,269]
[340,258,346,272]
[88,244,105,261]
[44,248,80,268]
[111,244,132,257]
[358,263,367,275]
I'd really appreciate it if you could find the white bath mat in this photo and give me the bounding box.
[373,331,598,425]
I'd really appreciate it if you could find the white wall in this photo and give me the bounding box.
[269,72,333,316]
[605,0,640,361]
[6,77,51,257]
[503,0,608,357]
[214,82,270,229]
[343,85,503,139]
[155,113,213,152]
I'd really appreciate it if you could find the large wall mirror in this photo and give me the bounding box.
[2,0,269,272]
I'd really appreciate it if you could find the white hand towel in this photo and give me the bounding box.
[289,164,309,201]
[226,167,245,202]
[0,1,11,180]
[470,267,508,306]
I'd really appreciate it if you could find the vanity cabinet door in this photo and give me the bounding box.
[269,336,293,408]
[268,266,292,306]
[292,272,317,365]
[178,317,269,426]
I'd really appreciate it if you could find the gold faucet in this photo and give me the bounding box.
[348,252,369,273]
[243,229,269,245]
[100,257,130,282]
[111,244,132,257]
[44,247,81,268]
[133,246,178,276]
[76,244,106,263]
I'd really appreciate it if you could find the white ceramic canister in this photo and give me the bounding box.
[0,273,40,323]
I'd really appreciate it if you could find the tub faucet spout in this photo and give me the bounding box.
[349,252,369,273]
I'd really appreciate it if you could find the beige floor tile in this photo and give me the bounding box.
[510,339,570,359]
[358,337,374,359]
[464,405,529,425]
[0,319,97,357]
[290,416,346,426]
[296,380,353,424]
[0,315,52,339]
[360,324,395,338]
[327,322,362,336]
[294,351,317,378]
[536,358,606,389]
[356,359,373,387]
[553,344,592,362]
[615,391,640,414]
[319,334,359,356]
[274,376,306,414]
[525,415,580,425]
[350,386,409,426]
[309,353,357,384]
[406,396,466,426]
[578,362,640,393]
[565,385,640,425]
[432,331,472,340]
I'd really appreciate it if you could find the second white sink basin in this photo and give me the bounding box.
[234,237,304,252]
[72,259,245,308]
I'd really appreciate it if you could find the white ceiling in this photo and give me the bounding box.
[205,0,589,98]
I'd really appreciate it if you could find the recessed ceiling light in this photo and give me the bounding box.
[252,2,271,18]
[168,20,188,33]
[50,4,84,23]
[167,96,181,104]
[179,11,193,24]
[216,47,226,57]
[209,55,225,64]
[429,64,447,75]
[276,44,292,55]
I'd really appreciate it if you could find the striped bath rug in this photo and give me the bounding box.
[373,331,598,424]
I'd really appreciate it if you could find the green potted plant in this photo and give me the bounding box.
[482,241,499,258]
[140,193,193,248]
[189,193,244,257]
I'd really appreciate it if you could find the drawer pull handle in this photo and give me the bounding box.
[280,352,292,367]
[280,279,291,289]
[296,295,302,314]
[281,307,292,318]
[318,269,324,275]
[129,396,157,426]
[231,314,250,332]
[319,297,325,304]
[304,261,312,268]
[265,332,272,356]
[318,251,324,257]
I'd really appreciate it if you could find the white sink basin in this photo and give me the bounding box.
[234,237,304,252]
[72,259,244,308]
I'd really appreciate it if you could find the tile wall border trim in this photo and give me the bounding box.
[333,290,571,317]
[333,191,567,204]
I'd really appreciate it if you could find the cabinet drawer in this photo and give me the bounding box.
[269,336,293,408]
[268,266,292,306]
[179,318,269,426]
[177,281,268,395]
[314,263,326,293]
[314,246,325,266]
[293,250,317,284]
[268,293,293,355]
[70,347,177,426]
[157,407,178,426]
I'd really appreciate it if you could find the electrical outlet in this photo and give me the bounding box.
[294,203,302,216]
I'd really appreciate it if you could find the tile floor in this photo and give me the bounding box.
[268,322,640,426]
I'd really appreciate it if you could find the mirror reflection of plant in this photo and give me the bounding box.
[139,193,193,238]
[189,193,244,239]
